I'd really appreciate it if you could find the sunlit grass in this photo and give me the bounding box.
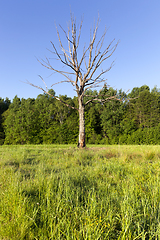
[0,145,160,239]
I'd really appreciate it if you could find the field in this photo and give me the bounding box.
[0,145,160,239]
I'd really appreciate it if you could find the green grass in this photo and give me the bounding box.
[1,145,160,239]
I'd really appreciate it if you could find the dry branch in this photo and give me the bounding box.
[26,79,78,111]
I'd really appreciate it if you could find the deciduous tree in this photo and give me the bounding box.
[28,14,119,148]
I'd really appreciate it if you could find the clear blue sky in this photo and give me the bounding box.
[1,0,160,101]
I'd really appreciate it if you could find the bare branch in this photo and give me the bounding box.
[77,17,83,48]
[37,58,76,86]
[25,80,79,111]
[85,61,114,89]
[51,80,74,87]
[85,95,121,106]
[38,75,48,91]
[50,41,75,72]
[87,19,99,71]
[84,41,118,86]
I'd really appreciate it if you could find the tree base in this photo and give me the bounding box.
[77,140,86,148]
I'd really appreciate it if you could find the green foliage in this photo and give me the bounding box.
[0,97,10,144]
[1,84,160,145]
[2,91,79,145]
[85,90,102,144]
[3,96,39,144]
[100,88,125,144]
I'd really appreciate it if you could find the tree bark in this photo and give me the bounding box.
[78,96,86,148]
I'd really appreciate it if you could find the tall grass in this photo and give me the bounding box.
[0,145,160,239]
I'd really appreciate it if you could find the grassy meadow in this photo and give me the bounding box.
[1,145,160,239]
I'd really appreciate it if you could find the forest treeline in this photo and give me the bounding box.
[0,85,160,145]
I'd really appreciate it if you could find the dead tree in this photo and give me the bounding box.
[28,14,119,148]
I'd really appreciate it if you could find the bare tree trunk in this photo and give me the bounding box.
[78,96,86,148]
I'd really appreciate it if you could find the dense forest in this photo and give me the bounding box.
[1,85,160,145]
